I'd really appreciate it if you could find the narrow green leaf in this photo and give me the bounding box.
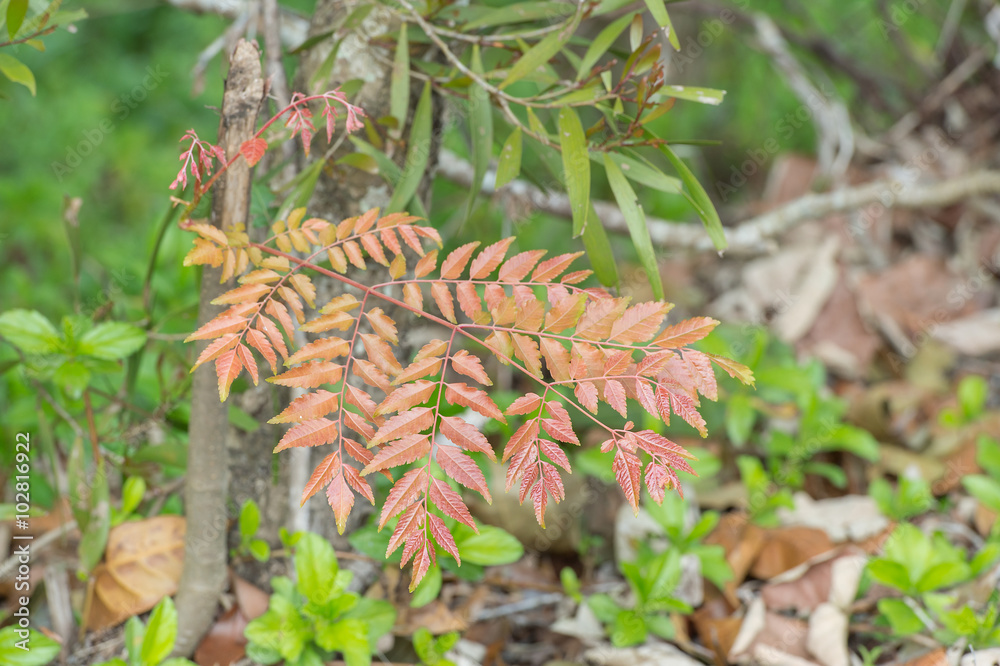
[500,20,576,89]
[463,2,574,29]
[348,137,427,218]
[603,153,663,299]
[600,151,682,193]
[659,84,726,106]
[0,52,37,96]
[557,107,590,237]
[387,81,432,214]
[494,127,522,189]
[7,0,28,40]
[581,203,619,287]
[660,145,727,251]
[642,0,680,50]
[465,45,493,220]
[389,23,410,134]
[576,12,633,81]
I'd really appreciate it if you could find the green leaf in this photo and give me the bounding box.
[494,127,522,189]
[611,609,647,647]
[866,559,912,593]
[560,567,582,602]
[724,393,755,447]
[577,12,633,81]
[78,322,146,360]
[465,45,493,221]
[249,539,271,562]
[240,500,261,540]
[7,0,28,40]
[0,627,62,666]
[602,153,663,299]
[0,309,61,353]
[314,618,368,663]
[500,22,575,89]
[0,53,34,96]
[410,563,442,608]
[558,107,590,237]
[121,476,146,517]
[454,525,524,565]
[389,23,410,133]
[342,597,395,646]
[245,596,311,664]
[581,202,619,287]
[294,532,339,605]
[412,628,435,662]
[140,597,178,666]
[964,475,1000,513]
[386,81,432,214]
[79,464,111,572]
[976,436,1000,480]
[603,151,682,194]
[877,598,924,635]
[642,0,680,50]
[54,360,91,399]
[660,145,726,251]
[959,375,988,421]
[916,561,969,592]
[463,2,575,29]
[586,593,622,624]
[659,85,726,106]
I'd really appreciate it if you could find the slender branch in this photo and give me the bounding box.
[436,148,1000,255]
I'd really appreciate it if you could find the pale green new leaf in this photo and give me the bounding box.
[0,53,35,95]
[603,153,663,299]
[642,0,680,50]
[557,107,589,236]
[659,84,726,106]
[7,0,28,40]
[576,12,634,81]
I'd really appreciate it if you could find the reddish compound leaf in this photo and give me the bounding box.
[654,316,719,348]
[246,328,277,373]
[503,420,539,463]
[193,332,241,371]
[393,357,443,385]
[270,389,340,424]
[274,418,339,452]
[542,461,565,502]
[575,381,599,413]
[431,282,457,323]
[360,333,403,377]
[510,333,542,377]
[531,251,583,283]
[268,361,343,388]
[444,383,506,423]
[603,378,628,417]
[362,434,431,475]
[506,393,542,415]
[343,463,375,504]
[544,293,586,333]
[326,470,355,534]
[614,448,642,514]
[499,250,546,283]
[369,407,435,447]
[470,237,515,279]
[301,452,340,505]
[540,418,579,446]
[365,308,399,345]
[409,541,434,591]
[440,415,496,461]
[429,478,477,530]
[379,467,428,529]
[414,250,438,278]
[531,480,548,527]
[441,241,480,279]
[610,302,670,344]
[375,380,436,416]
[451,350,491,385]
[388,502,425,555]
[436,444,491,503]
[428,513,460,564]
[216,348,243,401]
[707,353,755,386]
[539,439,571,471]
[186,315,248,342]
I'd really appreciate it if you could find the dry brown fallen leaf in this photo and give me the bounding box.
[900,647,949,666]
[760,548,866,616]
[691,586,741,664]
[193,572,269,666]
[729,598,816,666]
[750,526,835,580]
[85,515,185,631]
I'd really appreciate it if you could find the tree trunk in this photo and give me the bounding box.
[173,39,265,658]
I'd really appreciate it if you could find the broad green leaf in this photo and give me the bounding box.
[410,563,442,608]
[140,597,178,666]
[465,45,493,220]
[78,321,146,360]
[54,360,90,399]
[659,84,726,106]
[494,127,522,188]
[866,559,912,593]
[0,309,61,353]
[611,609,647,647]
[500,17,577,89]
[976,435,1000,480]
[916,561,969,592]
[239,500,261,539]
[454,524,523,565]
[294,532,340,604]
[581,202,619,287]
[963,475,1000,513]
[7,0,28,40]
[642,0,680,50]
[314,618,367,659]
[959,375,988,420]
[557,107,589,236]
[877,598,924,635]
[576,12,634,81]
[389,22,410,134]
[343,597,396,646]
[0,627,61,666]
[249,539,270,561]
[660,145,726,251]
[602,153,663,299]
[412,628,435,662]
[386,81,432,214]
[586,593,622,624]
[0,53,35,96]
[245,596,310,663]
